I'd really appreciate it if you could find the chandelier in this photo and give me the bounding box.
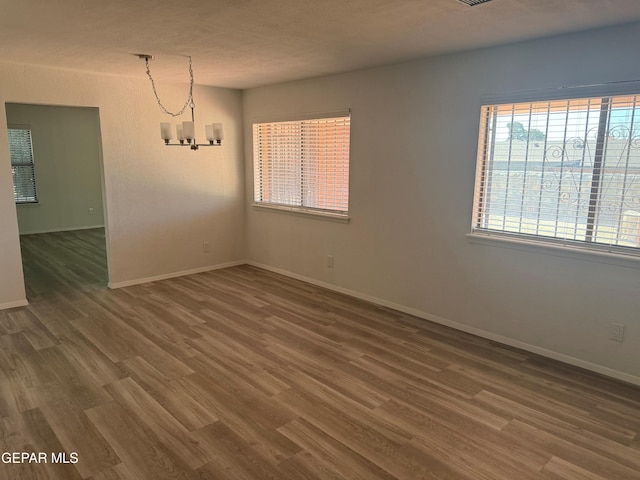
[139,54,223,150]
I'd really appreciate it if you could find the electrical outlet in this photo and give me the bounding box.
[327,255,334,268]
[609,323,625,342]
[88,207,95,215]
[203,241,210,253]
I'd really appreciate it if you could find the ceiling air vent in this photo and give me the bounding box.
[458,0,494,6]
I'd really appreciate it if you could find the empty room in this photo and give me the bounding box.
[0,1,639,479]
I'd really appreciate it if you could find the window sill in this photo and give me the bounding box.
[466,232,640,269]
[252,203,350,223]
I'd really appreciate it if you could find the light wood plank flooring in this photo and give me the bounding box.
[1,229,639,479]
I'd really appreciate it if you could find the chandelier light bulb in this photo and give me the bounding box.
[160,122,173,144]
[182,121,195,143]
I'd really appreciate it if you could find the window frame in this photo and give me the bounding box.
[8,124,39,205]
[470,82,640,261]
[252,110,351,220]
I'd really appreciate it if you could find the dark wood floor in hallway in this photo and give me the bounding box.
[1,229,639,479]
[19,228,108,300]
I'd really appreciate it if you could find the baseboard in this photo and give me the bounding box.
[19,225,105,235]
[108,260,248,289]
[0,299,29,310]
[247,261,640,387]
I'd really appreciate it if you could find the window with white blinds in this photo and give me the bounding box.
[472,94,640,254]
[253,114,350,215]
[8,127,38,204]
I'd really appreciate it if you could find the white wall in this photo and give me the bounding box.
[243,23,640,382]
[0,62,245,306]
[6,103,105,234]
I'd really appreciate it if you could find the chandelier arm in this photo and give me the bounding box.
[145,56,195,117]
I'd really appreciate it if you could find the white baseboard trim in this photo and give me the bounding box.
[20,225,105,235]
[108,260,248,289]
[0,299,29,310]
[247,261,640,387]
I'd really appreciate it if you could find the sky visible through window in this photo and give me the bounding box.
[492,106,639,143]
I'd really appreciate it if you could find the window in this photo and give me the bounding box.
[253,112,350,216]
[472,93,640,254]
[8,126,38,204]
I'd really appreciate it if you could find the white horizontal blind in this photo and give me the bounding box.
[8,127,38,204]
[253,115,350,214]
[473,94,640,252]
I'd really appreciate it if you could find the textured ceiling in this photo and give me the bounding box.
[0,0,639,89]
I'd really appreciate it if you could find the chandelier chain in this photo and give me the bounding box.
[145,56,195,117]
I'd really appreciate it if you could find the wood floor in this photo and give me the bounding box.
[19,228,108,300]
[1,230,639,479]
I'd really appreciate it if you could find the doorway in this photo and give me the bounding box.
[5,103,108,300]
